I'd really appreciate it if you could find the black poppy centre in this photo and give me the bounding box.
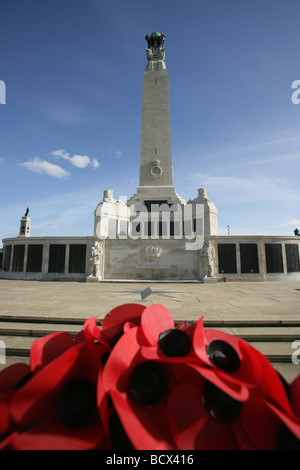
[206,340,240,372]
[158,328,192,357]
[130,361,168,406]
[56,379,97,428]
[203,381,243,422]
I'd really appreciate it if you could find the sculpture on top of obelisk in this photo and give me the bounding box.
[145,32,166,70]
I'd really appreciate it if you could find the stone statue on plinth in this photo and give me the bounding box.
[199,241,216,281]
[87,241,103,282]
[19,207,31,237]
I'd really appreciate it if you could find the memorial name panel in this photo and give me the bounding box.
[218,244,237,274]
[265,244,283,273]
[240,243,259,273]
[285,244,300,273]
[68,244,87,273]
[12,244,25,272]
[26,245,43,273]
[3,245,12,271]
[48,244,66,273]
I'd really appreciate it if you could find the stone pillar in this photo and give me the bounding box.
[236,243,241,276]
[281,242,287,274]
[43,243,50,276]
[65,244,70,274]
[23,244,29,273]
[258,240,266,277]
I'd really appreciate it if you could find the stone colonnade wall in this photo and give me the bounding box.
[0,235,300,281]
[214,236,300,281]
[0,237,96,281]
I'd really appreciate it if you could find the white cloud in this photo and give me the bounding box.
[52,149,99,169]
[19,157,70,179]
[70,154,91,168]
[92,157,100,168]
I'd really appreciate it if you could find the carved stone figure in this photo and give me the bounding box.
[102,189,125,205]
[25,207,29,217]
[199,241,215,277]
[89,241,102,278]
[103,189,115,203]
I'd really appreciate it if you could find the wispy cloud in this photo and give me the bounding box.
[109,147,123,159]
[92,157,100,168]
[280,219,300,228]
[19,157,70,179]
[52,149,100,169]
[37,101,89,124]
[190,173,300,204]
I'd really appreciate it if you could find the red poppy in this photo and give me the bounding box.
[1,302,300,451]
[83,304,146,350]
[101,303,146,347]
[101,324,177,450]
[1,342,108,450]
[167,365,300,450]
[138,304,199,363]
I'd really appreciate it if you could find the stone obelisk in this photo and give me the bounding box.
[128,32,184,206]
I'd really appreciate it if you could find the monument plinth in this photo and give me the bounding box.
[18,208,31,237]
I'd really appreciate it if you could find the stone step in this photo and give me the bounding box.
[1,320,300,341]
[0,333,298,363]
[1,319,299,368]
[1,315,300,328]
[0,321,82,337]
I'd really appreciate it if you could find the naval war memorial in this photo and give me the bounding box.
[1,32,300,282]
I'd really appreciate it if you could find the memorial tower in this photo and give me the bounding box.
[128,32,185,206]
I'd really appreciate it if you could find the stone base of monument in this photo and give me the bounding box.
[86,275,101,283]
[202,276,217,284]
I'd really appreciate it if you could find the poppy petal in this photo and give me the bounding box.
[141,304,174,346]
[0,363,31,393]
[30,331,75,374]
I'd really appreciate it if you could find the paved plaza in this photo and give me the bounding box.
[0,279,300,381]
[0,278,299,322]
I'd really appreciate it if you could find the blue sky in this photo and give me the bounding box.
[1,0,300,246]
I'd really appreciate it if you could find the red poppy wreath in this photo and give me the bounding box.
[0,303,300,450]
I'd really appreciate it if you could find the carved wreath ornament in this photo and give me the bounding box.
[143,246,162,257]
